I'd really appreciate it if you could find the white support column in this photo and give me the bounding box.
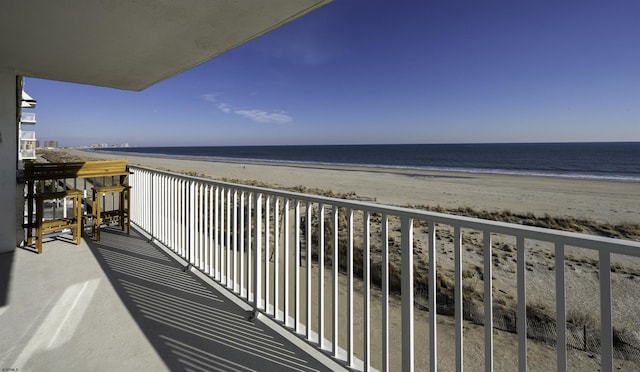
[0,70,18,253]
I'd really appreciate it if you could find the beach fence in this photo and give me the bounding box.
[129,165,640,371]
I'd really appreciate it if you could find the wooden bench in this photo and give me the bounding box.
[24,160,130,252]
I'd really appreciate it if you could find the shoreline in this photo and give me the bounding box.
[59,148,640,226]
[91,149,640,183]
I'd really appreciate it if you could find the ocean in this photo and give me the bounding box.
[102,142,640,182]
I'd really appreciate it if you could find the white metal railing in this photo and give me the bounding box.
[129,165,640,371]
[19,148,36,160]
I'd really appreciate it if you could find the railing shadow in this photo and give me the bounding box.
[85,226,328,371]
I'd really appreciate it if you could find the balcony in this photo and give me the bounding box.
[21,130,36,141]
[20,112,36,125]
[18,149,36,161]
[3,165,640,371]
[19,131,37,160]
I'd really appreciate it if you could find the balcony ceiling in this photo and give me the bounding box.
[0,0,330,91]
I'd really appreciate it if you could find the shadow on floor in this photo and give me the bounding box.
[0,250,14,307]
[86,227,329,372]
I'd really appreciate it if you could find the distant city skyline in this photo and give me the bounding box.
[24,1,640,147]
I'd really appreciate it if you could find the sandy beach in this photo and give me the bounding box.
[63,149,639,226]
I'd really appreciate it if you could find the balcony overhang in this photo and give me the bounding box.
[0,0,331,91]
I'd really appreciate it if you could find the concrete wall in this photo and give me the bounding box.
[0,69,17,253]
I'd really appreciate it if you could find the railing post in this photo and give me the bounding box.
[306,202,312,339]
[226,189,231,287]
[158,175,163,244]
[240,191,245,298]
[198,184,204,270]
[185,180,195,271]
[382,213,389,372]
[274,197,280,321]
[555,242,567,372]
[401,216,414,372]
[233,190,238,292]
[246,193,252,299]
[179,179,185,256]
[318,203,325,349]
[517,236,527,372]
[209,186,214,276]
[265,195,271,315]
[295,200,301,334]
[254,192,262,311]
[167,176,172,248]
[363,210,371,371]
[204,185,209,274]
[454,226,463,372]
[284,198,290,327]
[347,208,354,367]
[149,172,155,242]
[172,178,178,252]
[214,186,219,280]
[483,231,493,372]
[428,220,437,372]
[599,251,613,372]
[332,206,339,359]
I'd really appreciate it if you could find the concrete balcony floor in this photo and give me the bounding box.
[0,227,338,371]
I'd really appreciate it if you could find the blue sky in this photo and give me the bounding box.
[26,0,640,147]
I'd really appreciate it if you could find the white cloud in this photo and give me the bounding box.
[217,103,231,113]
[234,110,292,125]
[204,93,292,124]
[202,93,220,103]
